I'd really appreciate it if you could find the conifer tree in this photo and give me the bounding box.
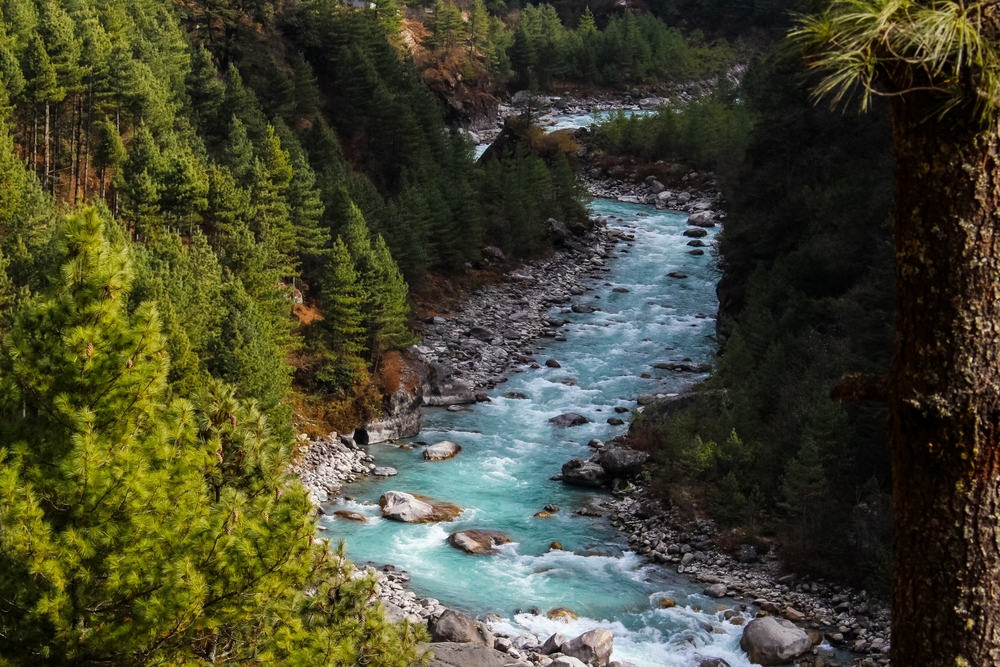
[318,236,368,392]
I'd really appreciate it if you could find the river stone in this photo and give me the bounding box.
[549,413,589,427]
[469,326,495,342]
[546,359,562,368]
[551,658,589,667]
[694,657,731,667]
[571,304,595,313]
[609,663,640,667]
[704,583,727,598]
[541,633,568,654]
[547,607,578,621]
[427,642,510,667]
[595,447,649,476]
[430,610,493,645]
[504,392,529,399]
[373,467,397,476]
[636,394,655,405]
[561,459,606,487]
[607,417,625,425]
[333,510,367,523]
[689,249,705,256]
[684,228,708,238]
[687,211,716,227]
[447,529,512,554]
[667,272,688,279]
[379,491,462,523]
[739,616,813,666]
[688,239,707,247]
[424,440,462,460]
[562,628,614,667]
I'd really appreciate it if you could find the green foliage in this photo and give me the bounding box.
[0,209,426,665]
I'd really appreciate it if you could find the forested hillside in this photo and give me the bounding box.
[594,7,897,588]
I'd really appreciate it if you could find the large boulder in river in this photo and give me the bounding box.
[739,616,813,666]
[424,441,462,460]
[561,459,606,487]
[447,530,512,554]
[423,363,476,406]
[687,211,716,227]
[379,491,462,523]
[594,447,648,476]
[683,228,708,238]
[429,610,493,645]
[562,628,614,667]
[550,412,589,427]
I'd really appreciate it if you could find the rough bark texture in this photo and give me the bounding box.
[890,96,1000,667]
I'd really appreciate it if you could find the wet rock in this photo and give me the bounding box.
[333,510,367,523]
[424,440,463,460]
[560,459,606,487]
[687,211,716,227]
[546,359,562,368]
[547,607,578,621]
[694,657,731,667]
[534,511,554,518]
[562,628,614,667]
[373,467,398,477]
[739,616,813,666]
[447,529,513,554]
[607,417,625,425]
[379,491,462,523]
[504,392,529,399]
[612,287,629,293]
[684,228,708,238]
[658,597,676,608]
[549,541,564,551]
[549,413,590,427]
[544,504,560,512]
[551,658,589,667]
[667,272,688,279]
[687,239,707,247]
[571,304,595,314]
[688,249,705,256]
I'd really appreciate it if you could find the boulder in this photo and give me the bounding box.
[379,491,462,523]
[427,642,510,667]
[657,597,676,608]
[689,249,705,256]
[609,663,639,667]
[694,658,732,667]
[571,304,595,314]
[547,607,577,621]
[739,616,813,666]
[424,440,463,460]
[549,413,590,427]
[469,326,495,342]
[333,510,367,523]
[683,228,708,238]
[607,418,624,425]
[667,272,688,279]
[687,239,707,247]
[546,359,562,368]
[636,394,655,405]
[561,459,606,487]
[649,179,666,194]
[430,610,493,645]
[504,392,529,399]
[688,211,716,227]
[562,628,614,667]
[541,633,568,654]
[595,447,649,476]
[447,529,512,554]
[373,467,398,476]
[703,583,727,598]
[551,658,589,667]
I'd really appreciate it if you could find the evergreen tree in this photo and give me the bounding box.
[318,237,368,393]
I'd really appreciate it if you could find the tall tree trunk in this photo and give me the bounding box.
[43,103,50,192]
[83,80,93,200]
[889,96,1000,666]
[73,95,83,204]
[31,108,37,174]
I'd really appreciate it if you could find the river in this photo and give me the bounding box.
[320,200,757,666]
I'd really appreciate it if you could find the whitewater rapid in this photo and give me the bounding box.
[319,200,762,666]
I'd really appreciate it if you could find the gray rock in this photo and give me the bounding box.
[427,641,510,667]
[546,359,562,368]
[561,459,606,487]
[687,239,707,247]
[551,658,589,667]
[683,228,708,238]
[447,529,512,554]
[541,632,568,654]
[594,447,649,476]
[562,628,614,667]
[687,211,716,227]
[571,304,595,314]
[373,467,398,476]
[424,440,462,460]
[366,387,422,443]
[549,413,589,427]
[636,394,655,405]
[606,417,624,425]
[703,583,727,598]
[667,272,688,279]
[430,610,493,645]
[469,326,495,342]
[649,179,665,194]
[694,657,731,667]
[379,491,462,523]
[739,616,813,666]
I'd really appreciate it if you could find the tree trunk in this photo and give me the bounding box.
[43,103,50,191]
[83,80,93,200]
[889,96,1000,666]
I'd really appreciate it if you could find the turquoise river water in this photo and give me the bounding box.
[320,200,757,666]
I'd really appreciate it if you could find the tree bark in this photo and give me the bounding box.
[43,103,50,191]
[889,95,1000,666]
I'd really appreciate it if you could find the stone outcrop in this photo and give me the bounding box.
[447,530,512,555]
[379,491,462,523]
[365,386,422,443]
[561,628,614,667]
[424,441,463,460]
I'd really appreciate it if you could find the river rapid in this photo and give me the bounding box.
[320,200,758,666]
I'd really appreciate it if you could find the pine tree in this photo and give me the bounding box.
[578,6,597,37]
[366,234,415,365]
[318,236,368,393]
